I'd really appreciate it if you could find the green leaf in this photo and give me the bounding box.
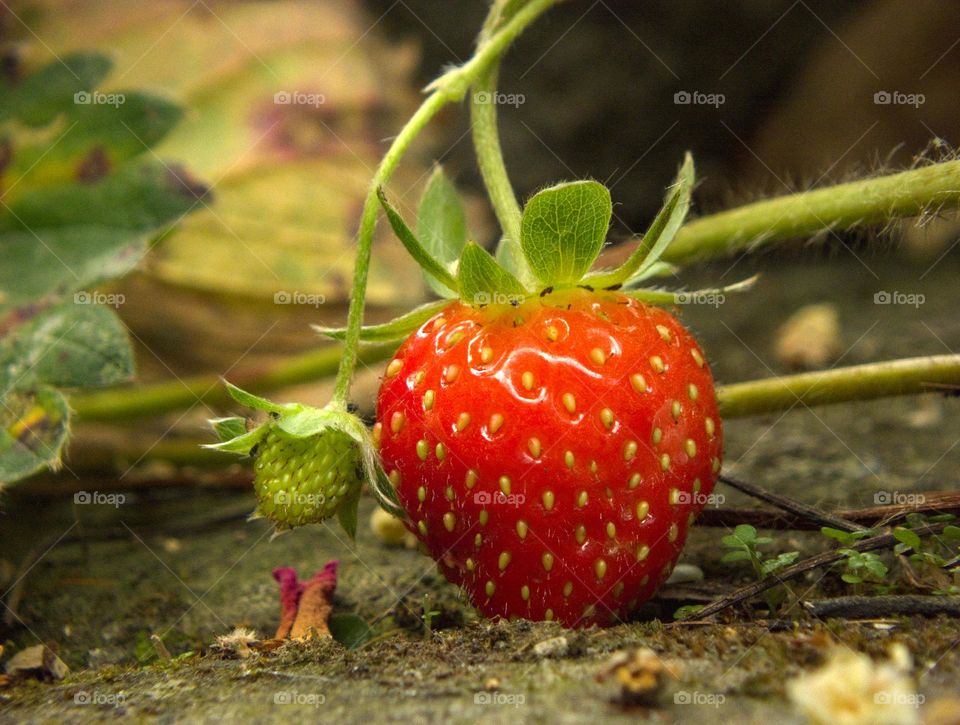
[893,527,922,550]
[0,52,112,127]
[209,417,248,442]
[721,550,751,563]
[841,573,863,584]
[942,525,960,540]
[224,382,296,414]
[821,527,856,545]
[733,524,758,543]
[0,162,209,315]
[584,158,690,290]
[673,604,704,619]
[328,612,370,649]
[2,304,135,390]
[377,187,458,295]
[313,300,448,343]
[519,180,611,287]
[457,242,528,306]
[0,386,70,485]
[416,166,467,298]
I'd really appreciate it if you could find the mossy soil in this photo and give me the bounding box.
[2,255,960,723]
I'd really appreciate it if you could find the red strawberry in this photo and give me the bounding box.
[375,288,722,627]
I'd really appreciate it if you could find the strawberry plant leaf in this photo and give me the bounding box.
[893,527,922,550]
[313,300,448,343]
[2,304,134,390]
[0,162,209,316]
[0,52,111,127]
[377,187,459,295]
[417,166,467,299]
[0,386,70,485]
[224,383,296,415]
[457,242,528,306]
[519,180,611,288]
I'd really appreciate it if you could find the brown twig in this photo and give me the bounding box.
[684,522,950,621]
[804,595,960,619]
[695,491,960,530]
[718,474,866,532]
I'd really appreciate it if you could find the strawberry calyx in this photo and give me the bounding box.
[206,383,404,535]
[317,154,756,347]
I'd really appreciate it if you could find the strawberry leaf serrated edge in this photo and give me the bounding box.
[377,187,459,295]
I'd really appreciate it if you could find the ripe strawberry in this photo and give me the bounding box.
[375,289,722,627]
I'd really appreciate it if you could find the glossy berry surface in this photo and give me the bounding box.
[375,289,722,627]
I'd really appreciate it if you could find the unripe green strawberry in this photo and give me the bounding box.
[253,425,363,529]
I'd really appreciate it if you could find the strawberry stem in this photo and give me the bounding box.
[663,160,960,265]
[717,354,960,418]
[329,0,561,407]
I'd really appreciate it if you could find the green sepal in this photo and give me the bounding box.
[202,424,268,455]
[210,416,248,442]
[457,241,529,306]
[519,180,611,288]
[377,187,459,295]
[336,484,362,539]
[624,261,678,287]
[417,166,468,299]
[223,382,297,415]
[313,300,448,343]
[625,275,758,306]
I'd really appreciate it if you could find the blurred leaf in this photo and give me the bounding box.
[0,162,208,316]
[893,527,922,550]
[1,304,134,389]
[417,166,467,298]
[210,417,248,442]
[0,385,69,484]
[328,612,370,649]
[0,52,111,127]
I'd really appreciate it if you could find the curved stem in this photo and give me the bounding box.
[718,354,960,419]
[663,160,960,265]
[329,0,560,407]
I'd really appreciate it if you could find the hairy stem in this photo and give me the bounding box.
[329,0,559,406]
[663,160,960,265]
[717,354,960,418]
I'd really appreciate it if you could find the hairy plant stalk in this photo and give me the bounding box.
[663,160,960,264]
[718,354,960,418]
[329,0,560,406]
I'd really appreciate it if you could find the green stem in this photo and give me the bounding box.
[718,354,960,419]
[663,160,960,265]
[72,343,396,422]
[329,0,559,407]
